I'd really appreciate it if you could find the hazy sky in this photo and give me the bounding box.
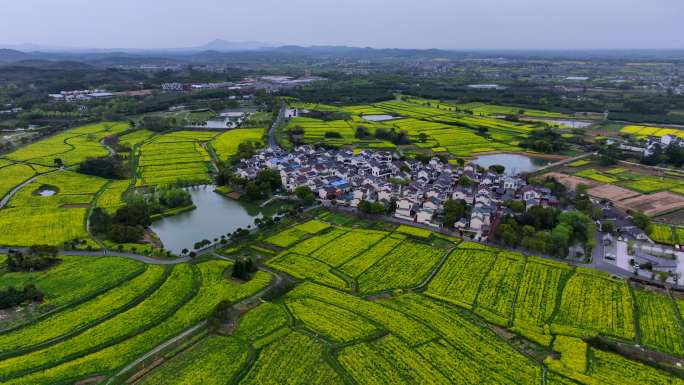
[2,0,683,50]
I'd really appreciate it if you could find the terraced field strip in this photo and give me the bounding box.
[425,248,498,309]
[5,261,271,384]
[0,265,167,358]
[356,239,446,294]
[634,289,684,356]
[0,256,144,328]
[551,268,635,340]
[474,251,525,327]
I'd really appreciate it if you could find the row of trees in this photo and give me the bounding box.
[355,126,411,145]
[78,156,128,179]
[6,245,60,272]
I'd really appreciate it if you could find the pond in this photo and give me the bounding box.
[362,115,398,122]
[470,154,552,174]
[530,119,594,129]
[150,186,288,255]
[34,185,58,197]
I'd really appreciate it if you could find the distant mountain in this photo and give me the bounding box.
[0,49,30,62]
[193,39,277,52]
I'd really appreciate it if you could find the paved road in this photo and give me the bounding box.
[0,248,191,265]
[268,104,287,149]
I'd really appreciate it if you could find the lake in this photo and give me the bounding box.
[151,186,286,255]
[470,154,552,174]
[362,115,398,122]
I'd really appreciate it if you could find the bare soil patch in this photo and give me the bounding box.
[587,184,641,202]
[616,192,684,217]
[542,172,598,190]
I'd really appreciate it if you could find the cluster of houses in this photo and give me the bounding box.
[607,133,684,157]
[234,146,560,237]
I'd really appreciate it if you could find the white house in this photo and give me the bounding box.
[395,198,414,220]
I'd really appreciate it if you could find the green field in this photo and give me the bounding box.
[3,122,129,166]
[0,171,107,247]
[281,97,569,156]
[135,131,217,187]
[210,128,264,161]
[3,216,684,384]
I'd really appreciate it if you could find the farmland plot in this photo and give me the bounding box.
[0,171,106,246]
[5,122,127,166]
[634,289,684,356]
[0,163,36,200]
[382,294,542,384]
[340,334,450,384]
[285,297,380,342]
[357,240,445,294]
[266,252,349,289]
[309,229,387,267]
[241,331,343,385]
[587,348,684,385]
[0,264,196,379]
[137,336,249,385]
[0,256,143,311]
[6,261,270,385]
[551,269,635,340]
[339,234,405,277]
[0,265,165,355]
[288,228,347,255]
[136,132,216,187]
[264,227,308,248]
[474,252,525,326]
[513,257,574,332]
[288,283,436,346]
[211,128,264,160]
[426,249,498,309]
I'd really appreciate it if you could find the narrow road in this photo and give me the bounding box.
[0,247,191,265]
[268,104,287,149]
[105,321,208,385]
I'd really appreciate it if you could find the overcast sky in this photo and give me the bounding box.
[2,0,683,50]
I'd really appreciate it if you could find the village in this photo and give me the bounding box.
[233,144,684,287]
[235,145,553,236]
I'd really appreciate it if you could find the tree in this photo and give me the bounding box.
[90,208,112,234]
[458,176,475,187]
[665,144,684,167]
[358,200,385,215]
[601,221,614,233]
[443,199,466,227]
[598,144,622,166]
[632,212,651,230]
[355,125,371,139]
[489,165,505,174]
[109,224,144,243]
[505,200,525,213]
[497,223,520,247]
[294,186,316,204]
